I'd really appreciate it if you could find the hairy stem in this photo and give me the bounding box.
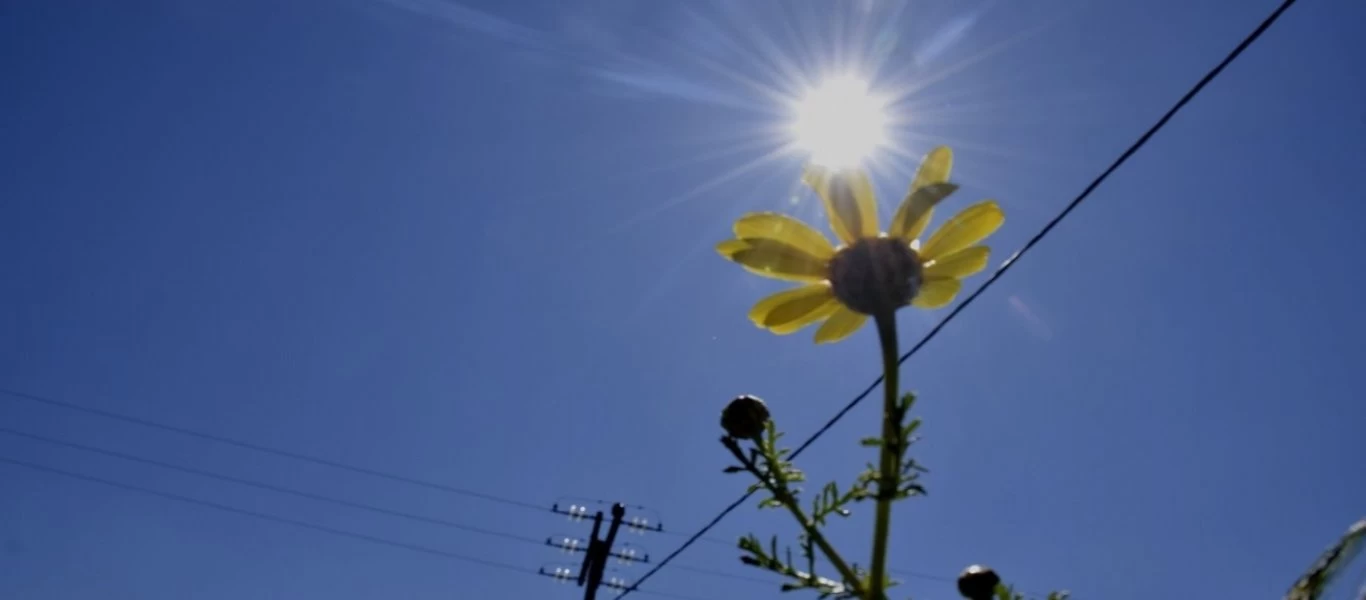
[726,439,862,594]
[868,311,901,599]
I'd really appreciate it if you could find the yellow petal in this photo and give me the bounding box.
[749,285,839,334]
[803,166,878,244]
[733,213,834,260]
[919,201,1004,262]
[888,182,958,241]
[715,239,750,258]
[892,146,954,242]
[813,306,868,344]
[720,238,830,282]
[911,146,953,192]
[923,246,991,279]
[911,277,962,309]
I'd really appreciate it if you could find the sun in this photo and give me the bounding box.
[789,76,889,169]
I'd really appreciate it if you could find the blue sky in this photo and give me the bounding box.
[2,0,1364,599]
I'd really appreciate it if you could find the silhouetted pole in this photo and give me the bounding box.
[581,503,626,600]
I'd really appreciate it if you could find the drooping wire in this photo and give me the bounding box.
[0,455,716,600]
[0,427,546,546]
[0,390,961,587]
[0,387,544,511]
[0,426,781,591]
[0,455,534,573]
[613,0,1302,596]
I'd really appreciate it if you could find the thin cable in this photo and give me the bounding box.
[0,455,532,574]
[0,427,545,546]
[608,587,715,600]
[0,387,543,512]
[615,1,1300,596]
[0,455,712,600]
[670,563,776,585]
[0,426,781,593]
[657,529,735,547]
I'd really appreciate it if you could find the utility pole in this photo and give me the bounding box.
[578,503,625,600]
[540,499,657,597]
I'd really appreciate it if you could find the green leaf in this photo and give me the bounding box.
[860,436,883,447]
[901,419,921,439]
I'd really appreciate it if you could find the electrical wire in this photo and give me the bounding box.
[0,455,716,600]
[658,530,955,584]
[0,426,775,593]
[0,392,1021,589]
[0,455,533,573]
[613,0,1302,596]
[0,427,545,546]
[0,387,544,512]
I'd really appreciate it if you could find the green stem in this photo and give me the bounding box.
[868,311,901,600]
[725,439,862,595]
[762,458,862,594]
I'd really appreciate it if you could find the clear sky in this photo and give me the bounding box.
[2,1,1364,599]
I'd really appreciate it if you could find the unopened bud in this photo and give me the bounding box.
[956,564,1001,600]
[720,395,770,440]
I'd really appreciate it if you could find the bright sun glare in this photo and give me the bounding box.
[790,76,889,169]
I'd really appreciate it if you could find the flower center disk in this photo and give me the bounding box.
[827,237,922,315]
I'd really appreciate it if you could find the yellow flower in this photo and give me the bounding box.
[716,146,1004,344]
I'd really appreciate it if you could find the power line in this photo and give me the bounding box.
[670,563,774,585]
[0,455,533,573]
[0,387,543,511]
[0,455,715,600]
[0,427,544,546]
[659,531,950,585]
[614,0,1301,596]
[0,425,770,592]
[0,388,962,590]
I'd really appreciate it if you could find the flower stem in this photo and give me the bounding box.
[724,438,862,595]
[764,463,862,593]
[868,311,901,600]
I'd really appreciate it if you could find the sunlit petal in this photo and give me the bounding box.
[718,238,830,282]
[889,182,958,241]
[895,146,954,241]
[911,278,962,309]
[734,213,835,260]
[910,146,953,192]
[803,166,879,243]
[813,306,868,344]
[715,239,751,257]
[923,246,991,279]
[919,201,1004,262]
[749,285,839,334]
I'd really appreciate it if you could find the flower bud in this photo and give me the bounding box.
[720,395,770,440]
[956,564,1001,600]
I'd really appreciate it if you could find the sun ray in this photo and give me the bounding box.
[602,141,796,235]
[879,14,1067,105]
